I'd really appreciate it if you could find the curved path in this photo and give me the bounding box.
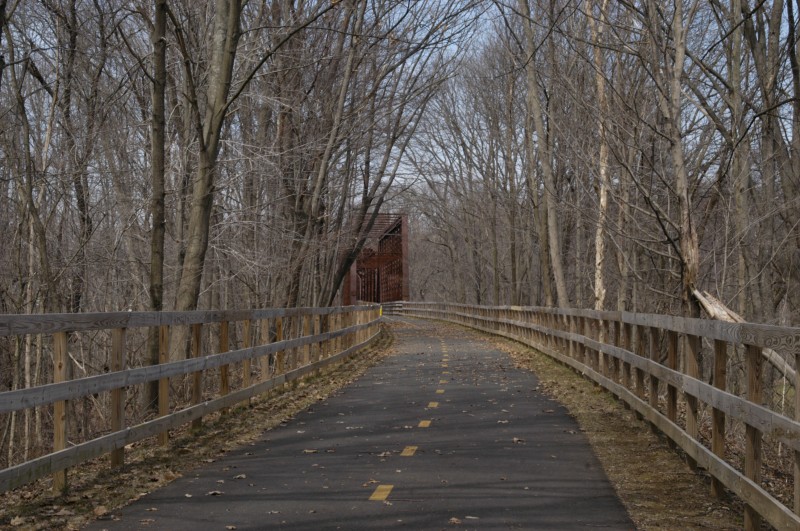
[86,318,632,530]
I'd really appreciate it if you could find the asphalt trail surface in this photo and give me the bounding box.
[86,317,633,530]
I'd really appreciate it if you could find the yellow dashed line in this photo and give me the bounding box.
[436,389,445,394]
[418,420,432,428]
[369,484,393,501]
[400,446,417,456]
[439,379,447,384]
[428,401,439,408]
[442,371,450,374]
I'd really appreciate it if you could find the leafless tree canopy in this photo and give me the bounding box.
[2,0,800,466]
[408,0,800,329]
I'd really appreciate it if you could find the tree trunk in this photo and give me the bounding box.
[173,0,241,319]
[518,0,569,308]
[588,0,610,312]
[147,0,167,408]
[668,2,701,318]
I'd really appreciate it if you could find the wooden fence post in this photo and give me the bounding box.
[666,330,678,433]
[303,314,311,366]
[110,328,126,467]
[158,325,170,445]
[313,314,321,363]
[241,319,252,408]
[242,319,252,389]
[648,327,660,433]
[585,318,595,370]
[621,322,631,397]
[53,331,68,493]
[685,334,701,470]
[795,347,800,515]
[634,325,646,419]
[275,317,284,374]
[190,323,202,431]
[711,339,727,498]
[260,318,271,381]
[598,320,608,377]
[744,344,763,530]
[219,321,230,411]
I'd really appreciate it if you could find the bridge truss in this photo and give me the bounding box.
[342,213,408,305]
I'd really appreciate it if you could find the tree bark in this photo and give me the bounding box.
[147,0,167,408]
[588,0,610,312]
[518,0,569,308]
[173,0,241,320]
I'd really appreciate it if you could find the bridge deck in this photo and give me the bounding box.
[86,318,632,530]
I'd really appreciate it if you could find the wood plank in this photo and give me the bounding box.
[0,320,381,412]
[0,306,382,337]
[110,328,126,468]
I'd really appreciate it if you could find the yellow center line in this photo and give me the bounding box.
[418,420,432,428]
[436,389,445,394]
[439,379,447,384]
[400,446,417,457]
[369,484,393,501]
[428,401,439,408]
[442,371,450,374]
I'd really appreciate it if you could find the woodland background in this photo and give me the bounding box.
[2,0,800,467]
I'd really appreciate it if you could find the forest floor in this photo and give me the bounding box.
[1,319,748,530]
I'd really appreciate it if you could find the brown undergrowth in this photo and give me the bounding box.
[0,328,395,531]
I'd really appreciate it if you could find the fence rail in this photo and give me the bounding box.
[0,304,382,493]
[395,302,800,531]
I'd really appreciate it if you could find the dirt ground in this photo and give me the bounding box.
[0,321,749,530]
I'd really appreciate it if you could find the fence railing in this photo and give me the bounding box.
[395,301,800,531]
[0,304,382,494]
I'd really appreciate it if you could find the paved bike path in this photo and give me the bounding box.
[87,318,632,530]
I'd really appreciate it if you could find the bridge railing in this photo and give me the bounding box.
[0,304,382,494]
[396,301,800,531]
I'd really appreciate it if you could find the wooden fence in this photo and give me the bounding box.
[392,302,800,531]
[0,304,382,494]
